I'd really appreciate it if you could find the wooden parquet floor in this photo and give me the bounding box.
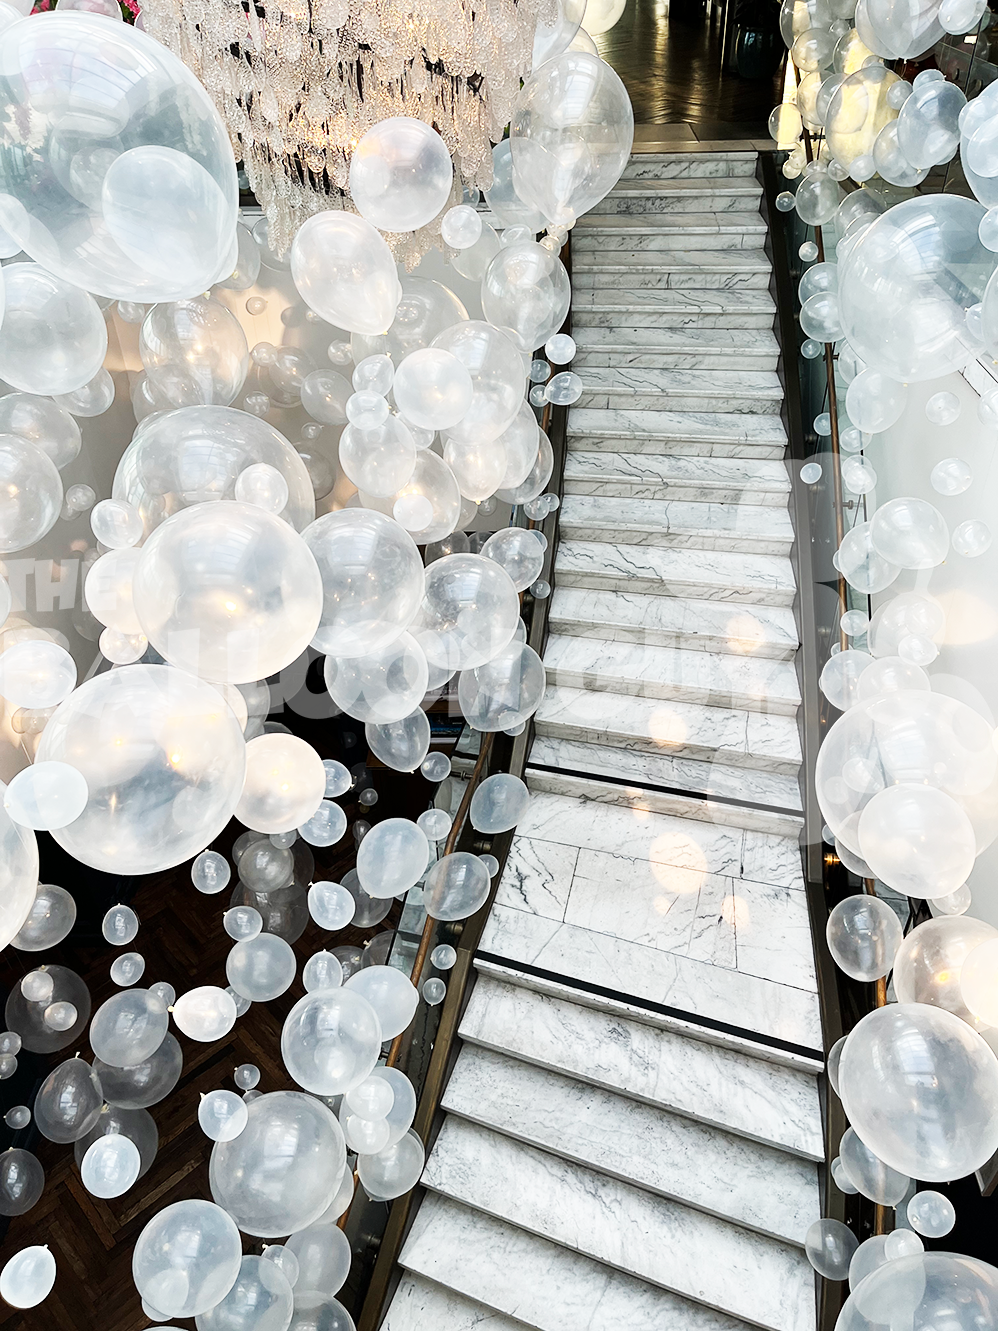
[0,715,431,1330]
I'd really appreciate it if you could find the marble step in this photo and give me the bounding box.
[401,1194,762,1331]
[575,365,783,415]
[529,734,803,812]
[590,179,764,215]
[554,539,797,608]
[535,683,802,773]
[559,495,792,554]
[385,1274,525,1331]
[543,633,800,716]
[420,1118,816,1331]
[573,287,776,331]
[563,451,790,504]
[547,585,798,660]
[572,251,771,291]
[442,1044,819,1244]
[568,406,787,453]
[573,214,768,250]
[459,973,823,1154]
[620,151,758,179]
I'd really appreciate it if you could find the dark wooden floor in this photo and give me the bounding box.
[596,0,783,136]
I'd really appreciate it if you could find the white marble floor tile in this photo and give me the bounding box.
[554,540,797,607]
[401,1195,761,1331]
[620,152,758,178]
[559,496,793,555]
[567,406,787,446]
[421,1118,815,1331]
[572,286,775,314]
[460,974,824,1153]
[563,450,790,503]
[494,834,577,922]
[385,1275,523,1331]
[731,880,817,992]
[443,1045,820,1243]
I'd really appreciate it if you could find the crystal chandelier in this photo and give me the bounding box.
[143,0,552,260]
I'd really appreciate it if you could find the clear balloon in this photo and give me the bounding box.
[470,773,531,833]
[906,1189,956,1238]
[344,965,418,1039]
[365,708,432,773]
[291,212,401,336]
[81,1132,141,1199]
[199,1090,249,1143]
[34,1056,103,1143]
[481,242,571,354]
[355,818,429,899]
[894,916,997,1027]
[173,987,238,1042]
[0,1149,44,1217]
[193,851,232,896]
[308,881,356,931]
[133,1199,243,1318]
[95,1032,183,1109]
[357,1129,426,1202]
[0,1246,56,1310]
[90,990,169,1068]
[286,1224,352,1300]
[74,1104,158,1179]
[226,934,297,1002]
[805,1217,858,1280]
[209,1091,347,1236]
[0,264,108,396]
[839,1125,910,1204]
[0,392,81,470]
[826,894,903,981]
[38,664,246,874]
[423,853,491,922]
[458,642,546,732]
[140,299,248,408]
[412,554,519,672]
[0,434,63,552]
[431,320,524,445]
[5,963,89,1053]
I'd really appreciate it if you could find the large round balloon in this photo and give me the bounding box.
[134,501,323,684]
[510,52,634,228]
[112,405,315,535]
[824,66,902,174]
[349,118,453,233]
[139,299,249,408]
[0,434,63,553]
[484,141,547,231]
[0,264,107,396]
[0,799,38,952]
[37,663,246,874]
[481,242,571,354]
[412,553,520,671]
[837,195,994,382]
[0,14,237,300]
[281,987,383,1095]
[133,1199,243,1318]
[835,1252,998,1331]
[303,508,424,658]
[839,1003,998,1180]
[431,320,525,445]
[209,1091,347,1237]
[291,211,401,335]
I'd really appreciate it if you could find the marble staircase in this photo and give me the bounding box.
[382,152,822,1331]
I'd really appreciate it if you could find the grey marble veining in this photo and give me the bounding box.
[574,309,776,331]
[603,176,763,196]
[559,495,793,555]
[574,366,784,416]
[572,286,775,314]
[548,585,798,659]
[574,227,768,252]
[574,348,780,372]
[443,1045,819,1243]
[543,633,800,715]
[621,152,758,179]
[573,246,770,270]
[401,1195,762,1331]
[535,684,802,773]
[574,324,780,352]
[421,1119,816,1331]
[528,736,803,811]
[494,834,578,922]
[385,1275,524,1331]
[479,905,821,1050]
[554,539,797,608]
[567,407,787,446]
[572,267,771,291]
[460,974,824,1151]
[564,451,790,504]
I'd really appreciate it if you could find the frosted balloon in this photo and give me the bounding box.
[357,1129,426,1202]
[906,1190,956,1238]
[304,509,423,658]
[292,212,401,335]
[226,934,296,1002]
[365,708,432,773]
[0,639,76,710]
[470,773,531,833]
[0,264,107,396]
[196,1254,294,1331]
[898,78,965,168]
[345,965,418,1039]
[0,1246,56,1310]
[289,1296,357,1331]
[324,634,428,725]
[0,392,81,471]
[872,121,929,187]
[301,370,352,427]
[839,1125,910,1204]
[532,0,586,67]
[826,895,902,981]
[355,819,429,899]
[818,648,872,710]
[805,1218,858,1280]
[113,405,315,534]
[836,521,900,595]
[95,1033,183,1109]
[0,433,63,554]
[3,761,88,832]
[413,554,520,671]
[859,784,976,898]
[173,987,238,1042]
[110,952,145,987]
[81,1132,140,1199]
[931,457,973,495]
[481,242,571,354]
[423,853,491,922]
[392,349,473,431]
[281,988,382,1095]
[496,403,541,491]
[458,642,546,733]
[299,801,348,848]
[236,734,326,834]
[302,951,344,993]
[417,808,451,842]
[839,1002,998,1179]
[309,881,356,931]
[384,276,469,361]
[484,142,547,231]
[823,65,902,172]
[35,1057,103,1143]
[893,915,998,1029]
[38,664,245,874]
[794,174,842,225]
[857,655,929,702]
[799,290,842,342]
[952,519,993,557]
[870,498,949,568]
[133,1199,242,1317]
[286,1224,352,1302]
[440,204,483,250]
[140,299,248,408]
[91,990,169,1068]
[194,851,231,895]
[198,1090,249,1143]
[511,53,633,228]
[134,502,323,684]
[103,906,137,946]
[838,196,993,381]
[0,1150,44,1217]
[350,118,453,233]
[844,370,907,434]
[430,321,524,446]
